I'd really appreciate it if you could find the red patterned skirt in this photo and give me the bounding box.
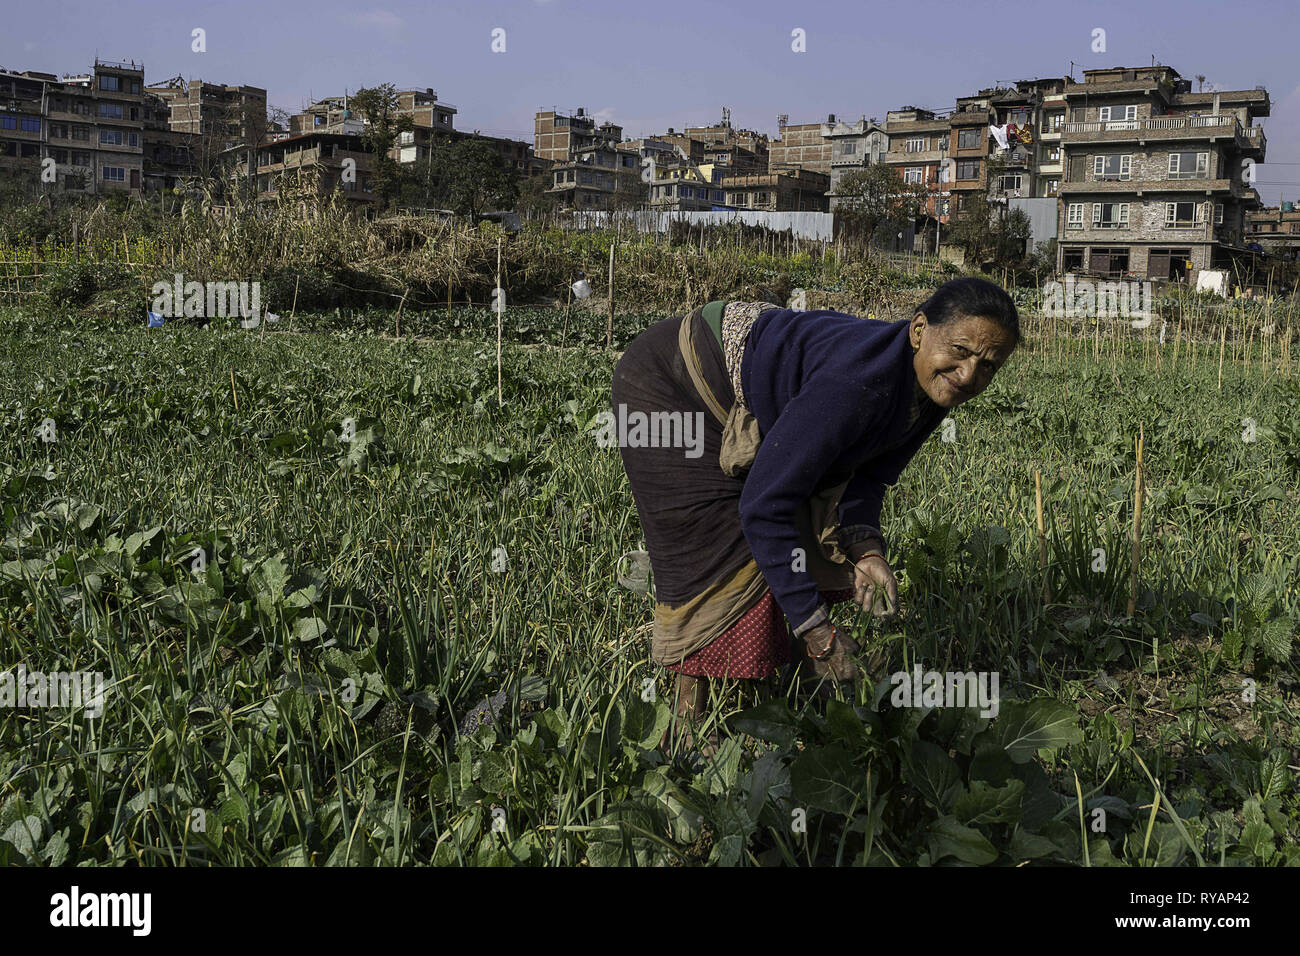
[665,588,855,678]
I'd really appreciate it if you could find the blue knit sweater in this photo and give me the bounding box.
[739,308,947,630]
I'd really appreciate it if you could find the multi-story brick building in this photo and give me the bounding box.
[534,109,623,163]
[1056,65,1268,280]
[769,115,835,174]
[884,107,950,222]
[1245,205,1300,257]
[0,59,153,197]
[147,78,268,149]
[720,168,830,211]
[231,130,377,204]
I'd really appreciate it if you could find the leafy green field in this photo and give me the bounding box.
[1,304,1297,866]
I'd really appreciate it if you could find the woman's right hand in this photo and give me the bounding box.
[853,553,899,617]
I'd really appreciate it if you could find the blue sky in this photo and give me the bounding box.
[5,0,1300,202]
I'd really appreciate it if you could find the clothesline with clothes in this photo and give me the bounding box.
[988,123,1034,152]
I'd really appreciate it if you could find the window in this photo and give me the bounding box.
[20,116,40,133]
[1164,202,1204,227]
[99,75,120,91]
[1090,247,1131,277]
[1043,179,1060,196]
[956,159,980,180]
[72,151,91,166]
[1092,202,1129,228]
[1167,151,1209,179]
[941,199,950,215]
[51,149,68,164]
[1093,154,1131,180]
[0,116,13,130]
[1068,203,1085,228]
[128,132,139,147]
[1001,174,1023,192]
[713,191,723,202]
[1062,248,1085,271]
[904,167,923,184]
[1043,112,1065,132]
[957,128,980,149]
[130,80,140,94]
[905,137,925,152]
[50,123,68,139]
[840,141,857,155]
[71,124,88,141]
[1214,203,1224,225]
[102,166,125,181]
[1044,146,1060,162]
[100,130,124,145]
[98,103,123,119]
[1099,105,1138,122]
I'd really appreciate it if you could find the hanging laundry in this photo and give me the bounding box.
[988,124,1009,151]
[1017,125,1034,145]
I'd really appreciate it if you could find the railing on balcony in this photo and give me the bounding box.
[1063,114,1256,136]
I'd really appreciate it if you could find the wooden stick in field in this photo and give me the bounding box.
[1127,424,1145,618]
[1035,469,1050,604]
[230,370,239,411]
[496,237,503,407]
[1218,324,1226,390]
[606,241,615,349]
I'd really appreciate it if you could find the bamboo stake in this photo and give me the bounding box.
[230,370,239,411]
[1217,324,1226,390]
[606,240,615,349]
[1127,424,1145,618]
[288,274,299,334]
[1035,469,1050,604]
[496,237,503,407]
[396,287,409,339]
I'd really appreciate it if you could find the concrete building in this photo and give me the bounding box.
[825,117,888,210]
[1056,65,1268,280]
[0,59,151,197]
[546,141,642,210]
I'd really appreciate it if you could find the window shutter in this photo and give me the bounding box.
[1094,155,1103,175]
[1121,155,1131,177]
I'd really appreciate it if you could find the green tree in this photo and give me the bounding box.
[433,136,520,221]
[349,84,414,209]
[833,164,927,248]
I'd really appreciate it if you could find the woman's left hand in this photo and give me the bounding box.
[853,553,898,617]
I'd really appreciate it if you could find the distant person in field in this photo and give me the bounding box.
[611,277,1019,756]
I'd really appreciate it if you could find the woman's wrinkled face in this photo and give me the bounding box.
[910,312,1016,408]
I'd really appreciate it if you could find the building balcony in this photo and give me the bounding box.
[1062,114,1266,154]
[1059,177,1240,196]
